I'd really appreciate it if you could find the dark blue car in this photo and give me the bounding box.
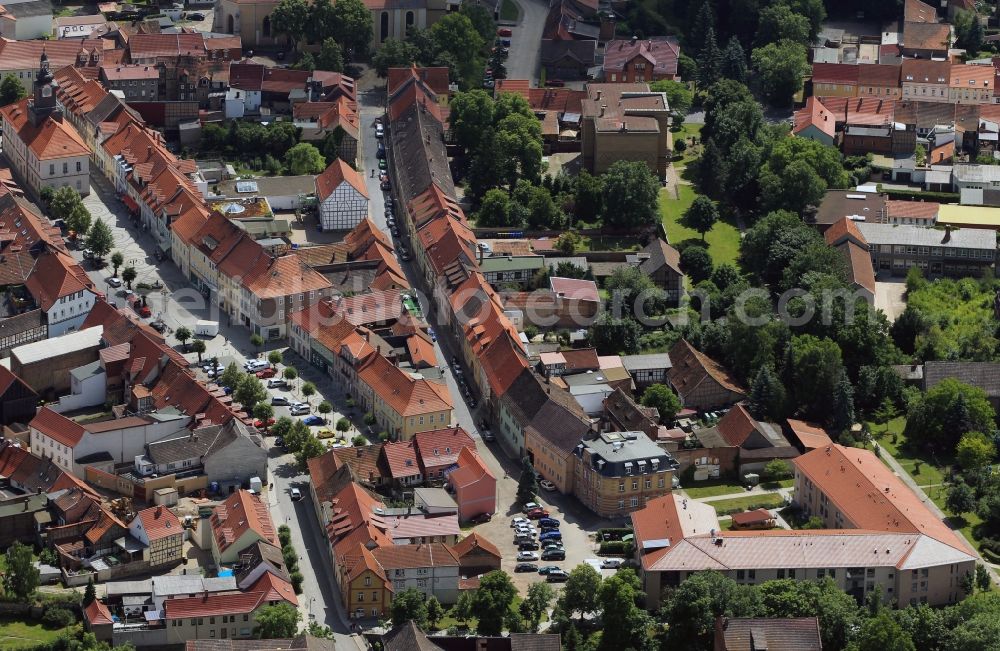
[538,517,560,528]
[302,415,323,426]
[539,530,562,542]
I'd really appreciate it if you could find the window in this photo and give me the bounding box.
[630,496,638,507]
[618,481,625,492]
[632,481,638,490]
[357,592,365,602]
[645,479,652,489]
[373,591,379,600]
[364,576,371,586]
[618,499,624,509]
[76,161,82,172]
[63,163,68,174]
[49,164,55,175]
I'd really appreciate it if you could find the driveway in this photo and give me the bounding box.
[505,0,548,82]
[875,278,907,322]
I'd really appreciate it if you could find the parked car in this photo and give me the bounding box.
[256,368,277,379]
[541,548,565,561]
[375,123,384,137]
[537,565,561,575]
[542,541,564,552]
[514,534,534,545]
[289,403,310,415]
[516,551,539,562]
[518,541,539,551]
[510,517,529,528]
[381,179,391,191]
[515,562,538,573]
[106,277,122,288]
[545,78,565,87]
[399,246,411,261]
[526,508,549,519]
[539,531,562,542]
[540,479,556,491]
[221,386,233,395]
[378,158,388,170]
[497,27,512,37]
[470,512,492,524]
[515,525,537,536]
[271,396,290,406]
[254,417,275,428]
[522,502,540,513]
[291,487,302,500]
[267,379,288,389]
[538,517,560,528]
[186,11,205,20]
[601,558,624,569]
[481,430,495,442]
[302,415,323,426]
[546,570,569,582]
[275,436,285,448]
[245,360,270,371]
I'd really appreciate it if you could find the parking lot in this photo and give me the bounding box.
[465,475,623,591]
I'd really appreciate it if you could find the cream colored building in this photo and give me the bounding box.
[215,0,284,48]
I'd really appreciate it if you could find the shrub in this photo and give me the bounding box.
[379,431,390,442]
[290,571,304,594]
[352,435,366,446]
[42,606,76,628]
[278,529,292,547]
[282,545,298,573]
[364,412,377,426]
[598,541,635,556]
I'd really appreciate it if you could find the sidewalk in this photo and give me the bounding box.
[874,443,1000,583]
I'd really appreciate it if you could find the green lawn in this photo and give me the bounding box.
[0,619,78,650]
[867,417,986,550]
[683,478,748,499]
[500,0,519,21]
[671,123,703,168]
[659,186,741,265]
[709,493,785,516]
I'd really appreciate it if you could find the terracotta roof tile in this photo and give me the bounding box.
[315,158,369,201]
[0,98,91,161]
[785,419,833,450]
[413,427,475,469]
[382,440,421,479]
[25,249,93,311]
[667,339,746,403]
[210,490,277,553]
[823,216,868,247]
[794,445,971,552]
[603,37,679,77]
[30,407,87,448]
[357,353,452,418]
[84,599,114,626]
[793,97,837,139]
[812,63,859,85]
[448,447,495,488]
[450,531,501,560]
[134,505,182,541]
[885,200,939,222]
[372,542,458,570]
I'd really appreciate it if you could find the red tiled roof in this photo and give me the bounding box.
[30,407,87,449]
[840,240,876,295]
[823,216,868,247]
[0,99,91,161]
[550,276,599,302]
[0,39,104,70]
[902,58,950,84]
[211,490,277,553]
[371,542,458,569]
[101,64,159,81]
[450,532,501,560]
[413,427,475,470]
[715,404,758,447]
[857,64,901,87]
[794,445,972,552]
[668,339,747,400]
[730,508,775,526]
[382,440,421,479]
[448,447,495,488]
[84,600,114,626]
[406,332,437,368]
[786,419,833,450]
[316,158,369,202]
[629,494,686,567]
[242,254,332,299]
[603,37,679,77]
[812,63,859,85]
[128,33,206,59]
[885,200,939,222]
[793,97,836,140]
[357,353,452,418]
[387,65,450,97]
[25,249,93,311]
[134,505,182,541]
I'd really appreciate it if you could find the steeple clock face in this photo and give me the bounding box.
[41,85,52,97]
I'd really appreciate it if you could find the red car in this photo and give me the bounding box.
[132,299,151,318]
[254,417,276,428]
[526,508,550,520]
[497,27,512,37]
[256,368,276,379]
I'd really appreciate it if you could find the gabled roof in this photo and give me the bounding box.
[902,21,950,51]
[84,599,114,627]
[823,216,868,248]
[133,505,182,541]
[450,531,501,560]
[371,542,458,570]
[30,407,87,448]
[0,98,91,161]
[128,33,206,59]
[717,617,823,651]
[356,353,452,418]
[602,37,679,77]
[857,64,901,87]
[382,440,421,479]
[785,419,833,450]
[25,248,93,311]
[793,97,837,140]
[413,427,475,469]
[387,65,450,97]
[639,238,682,276]
[667,339,746,402]
[811,63,859,85]
[316,159,369,201]
[794,445,971,552]
[210,490,277,554]
[448,446,495,488]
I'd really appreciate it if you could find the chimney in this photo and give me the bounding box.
[156,505,163,517]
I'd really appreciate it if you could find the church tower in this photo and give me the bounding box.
[29,50,60,127]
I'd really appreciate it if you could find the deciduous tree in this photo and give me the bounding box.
[681,196,719,241]
[285,143,326,175]
[329,0,373,57]
[471,570,517,636]
[680,245,713,284]
[517,457,537,504]
[235,374,268,412]
[560,563,602,621]
[640,384,681,424]
[601,161,660,228]
[3,542,39,602]
[0,74,26,107]
[271,0,309,48]
[390,588,429,627]
[86,220,114,259]
[254,602,300,638]
[316,38,344,72]
[751,40,809,106]
[372,38,417,76]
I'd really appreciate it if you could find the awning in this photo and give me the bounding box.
[122,195,139,212]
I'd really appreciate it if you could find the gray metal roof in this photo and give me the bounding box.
[12,326,102,364]
[70,360,103,383]
[576,430,677,478]
[151,574,237,596]
[621,353,671,371]
[105,579,152,596]
[857,223,995,249]
[953,163,1000,184]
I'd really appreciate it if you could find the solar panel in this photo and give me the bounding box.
[235,181,258,193]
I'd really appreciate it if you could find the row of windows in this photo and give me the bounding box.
[617,478,665,491]
[48,161,83,175]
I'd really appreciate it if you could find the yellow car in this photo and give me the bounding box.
[316,428,334,439]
